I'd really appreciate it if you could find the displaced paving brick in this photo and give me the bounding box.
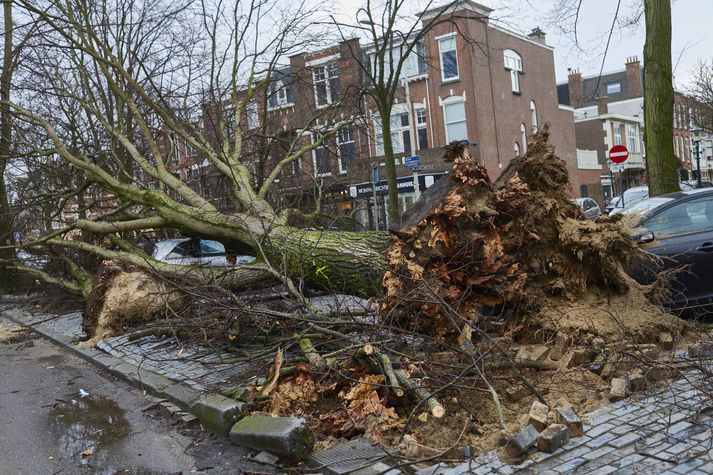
[516,344,550,362]
[528,401,549,431]
[627,368,647,392]
[415,462,449,475]
[504,425,539,458]
[658,332,674,350]
[505,385,528,402]
[253,451,280,465]
[537,424,570,453]
[688,341,713,358]
[610,377,627,402]
[230,416,314,460]
[555,407,583,437]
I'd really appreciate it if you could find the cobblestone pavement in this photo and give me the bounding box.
[6,304,713,474]
[444,369,713,474]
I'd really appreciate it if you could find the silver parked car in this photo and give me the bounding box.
[152,238,255,267]
[573,197,601,220]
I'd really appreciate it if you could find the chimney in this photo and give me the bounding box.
[596,96,609,116]
[527,27,546,44]
[625,56,642,98]
[568,68,583,108]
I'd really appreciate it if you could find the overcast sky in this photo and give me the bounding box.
[336,0,711,89]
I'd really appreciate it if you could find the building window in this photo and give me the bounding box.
[606,82,621,94]
[530,100,538,133]
[438,35,459,81]
[416,106,428,150]
[246,101,259,129]
[580,184,589,198]
[404,42,428,78]
[312,133,331,176]
[443,98,467,142]
[267,79,293,109]
[313,62,340,107]
[185,141,197,157]
[337,126,355,174]
[520,123,528,153]
[626,124,638,153]
[374,111,412,156]
[514,141,520,157]
[613,122,623,146]
[504,49,522,93]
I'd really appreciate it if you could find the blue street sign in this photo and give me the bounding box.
[404,155,421,168]
[12,231,22,241]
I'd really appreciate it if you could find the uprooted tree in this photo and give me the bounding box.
[3,0,677,329]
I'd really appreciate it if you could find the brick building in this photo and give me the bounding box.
[558,57,708,205]
[180,0,581,229]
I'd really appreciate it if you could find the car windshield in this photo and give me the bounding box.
[608,196,621,208]
[622,197,673,217]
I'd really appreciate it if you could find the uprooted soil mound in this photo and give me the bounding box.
[82,260,184,344]
[379,126,686,343]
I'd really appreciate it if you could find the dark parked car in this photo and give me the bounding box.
[623,188,713,314]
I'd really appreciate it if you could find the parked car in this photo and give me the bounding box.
[573,197,601,220]
[609,181,713,216]
[623,188,713,313]
[604,195,621,215]
[152,238,255,267]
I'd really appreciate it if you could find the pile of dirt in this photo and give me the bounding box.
[379,126,683,344]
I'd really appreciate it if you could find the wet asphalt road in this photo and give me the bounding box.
[0,320,270,475]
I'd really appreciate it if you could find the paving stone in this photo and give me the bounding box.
[551,457,587,473]
[608,432,642,448]
[587,422,616,438]
[230,416,314,460]
[306,438,390,474]
[667,421,694,436]
[415,462,449,475]
[610,378,628,402]
[555,407,583,437]
[253,451,280,465]
[582,445,615,461]
[527,401,549,432]
[537,424,570,453]
[190,393,245,435]
[350,462,401,475]
[504,425,539,458]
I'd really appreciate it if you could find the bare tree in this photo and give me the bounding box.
[689,59,713,134]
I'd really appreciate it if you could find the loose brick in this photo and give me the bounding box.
[516,344,550,362]
[537,424,570,453]
[555,407,583,437]
[658,332,674,350]
[504,425,539,458]
[610,378,627,402]
[626,368,646,392]
[528,401,549,431]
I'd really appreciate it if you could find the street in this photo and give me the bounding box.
[0,320,262,475]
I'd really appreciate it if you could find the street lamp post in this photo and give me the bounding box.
[692,126,703,188]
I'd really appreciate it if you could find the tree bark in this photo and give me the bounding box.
[0,1,15,293]
[643,0,678,196]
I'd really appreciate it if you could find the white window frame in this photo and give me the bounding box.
[374,104,412,156]
[442,96,467,143]
[504,49,523,93]
[613,122,623,146]
[267,79,292,110]
[246,101,259,129]
[336,126,355,175]
[312,62,339,108]
[626,124,638,153]
[415,106,428,150]
[530,100,538,133]
[606,82,621,95]
[311,133,331,177]
[437,33,459,82]
[514,141,520,157]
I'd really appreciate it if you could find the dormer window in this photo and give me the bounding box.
[606,82,621,94]
[267,78,293,109]
[504,49,523,93]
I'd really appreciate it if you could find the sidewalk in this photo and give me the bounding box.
[2,302,713,474]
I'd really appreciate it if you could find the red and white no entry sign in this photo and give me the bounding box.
[609,145,629,164]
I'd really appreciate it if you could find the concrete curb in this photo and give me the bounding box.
[0,306,245,437]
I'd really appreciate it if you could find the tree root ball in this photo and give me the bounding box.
[82,261,184,344]
[379,126,682,343]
